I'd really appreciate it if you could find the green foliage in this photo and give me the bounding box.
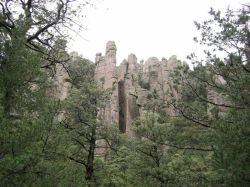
[97,112,211,187]
[0,3,91,185]
[179,6,250,187]
[138,79,150,90]
[61,54,115,184]
[210,109,250,186]
[0,25,61,186]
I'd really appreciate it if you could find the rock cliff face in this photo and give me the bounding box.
[95,41,181,134]
[95,41,119,126]
[53,64,71,100]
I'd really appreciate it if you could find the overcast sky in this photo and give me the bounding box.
[68,0,245,64]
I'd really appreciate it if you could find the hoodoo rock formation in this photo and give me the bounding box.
[95,41,181,134]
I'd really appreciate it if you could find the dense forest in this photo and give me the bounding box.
[0,0,250,186]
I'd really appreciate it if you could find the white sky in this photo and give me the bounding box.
[68,0,246,64]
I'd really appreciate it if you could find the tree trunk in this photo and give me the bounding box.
[85,124,96,181]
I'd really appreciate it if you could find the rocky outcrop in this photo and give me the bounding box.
[95,41,182,135]
[53,63,71,100]
[95,41,119,126]
[207,74,229,118]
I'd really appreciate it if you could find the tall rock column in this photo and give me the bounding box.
[95,41,119,125]
[95,41,119,158]
[105,41,117,88]
[124,54,140,134]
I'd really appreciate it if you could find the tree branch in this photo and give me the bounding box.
[68,156,87,167]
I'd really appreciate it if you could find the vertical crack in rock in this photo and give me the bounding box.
[118,81,126,133]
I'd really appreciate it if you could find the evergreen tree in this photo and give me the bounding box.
[173,6,250,186]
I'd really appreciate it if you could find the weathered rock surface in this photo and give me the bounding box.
[95,41,182,135]
[95,41,119,126]
[53,63,71,100]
